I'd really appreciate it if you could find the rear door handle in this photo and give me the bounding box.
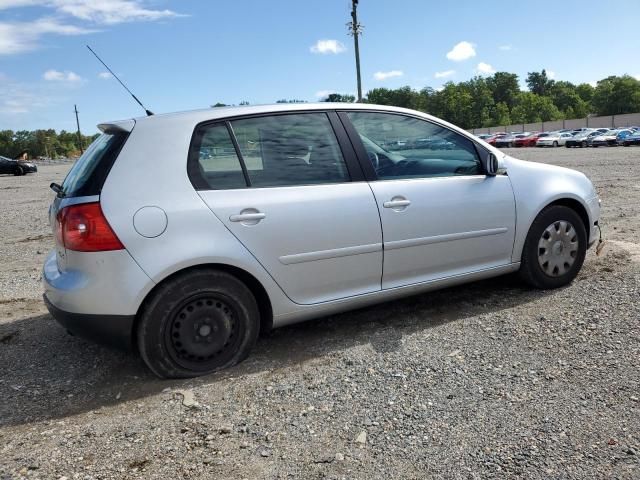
[229,212,266,222]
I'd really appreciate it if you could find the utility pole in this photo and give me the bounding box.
[348,0,363,102]
[74,104,84,154]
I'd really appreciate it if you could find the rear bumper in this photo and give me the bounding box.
[44,294,134,350]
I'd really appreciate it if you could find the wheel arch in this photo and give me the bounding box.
[132,263,274,348]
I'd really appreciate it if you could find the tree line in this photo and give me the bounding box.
[216,71,640,130]
[0,129,99,160]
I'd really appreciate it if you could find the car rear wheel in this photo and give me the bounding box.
[14,166,24,176]
[519,205,587,289]
[552,141,558,148]
[137,269,260,378]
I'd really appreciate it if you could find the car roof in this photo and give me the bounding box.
[98,103,462,133]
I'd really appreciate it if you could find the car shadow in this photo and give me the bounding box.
[0,274,553,428]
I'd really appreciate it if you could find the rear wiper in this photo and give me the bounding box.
[50,182,65,198]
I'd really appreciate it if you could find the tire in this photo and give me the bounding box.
[137,269,260,378]
[519,205,587,289]
[14,166,24,176]
[552,141,558,148]
[581,141,587,148]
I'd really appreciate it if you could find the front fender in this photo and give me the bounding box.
[506,156,599,262]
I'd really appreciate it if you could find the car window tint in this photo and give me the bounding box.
[195,124,247,190]
[346,112,482,180]
[230,113,350,187]
[61,132,128,197]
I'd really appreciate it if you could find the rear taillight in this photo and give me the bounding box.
[55,202,124,252]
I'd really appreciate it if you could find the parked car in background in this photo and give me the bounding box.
[42,103,601,378]
[486,133,507,146]
[621,131,640,146]
[591,130,620,147]
[536,132,574,147]
[515,132,543,147]
[475,133,492,141]
[495,133,528,148]
[615,129,635,145]
[0,156,38,175]
[595,128,610,134]
[566,131,600,148]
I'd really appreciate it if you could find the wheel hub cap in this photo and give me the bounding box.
[538,220,579,277]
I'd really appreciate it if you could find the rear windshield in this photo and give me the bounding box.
[61,131,128,197]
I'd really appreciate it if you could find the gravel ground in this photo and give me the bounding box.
[1,147,639,479]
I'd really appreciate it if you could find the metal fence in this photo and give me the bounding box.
[31,158,75,165]
[469,112,640,134]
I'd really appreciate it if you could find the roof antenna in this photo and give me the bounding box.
[86,44,154,116]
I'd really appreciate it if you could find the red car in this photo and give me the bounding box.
[514,132,543,147]
[486,133,507,146]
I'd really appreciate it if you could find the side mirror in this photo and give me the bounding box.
[486,153,506,176]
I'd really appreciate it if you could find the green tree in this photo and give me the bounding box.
[548,81,589,118]
[321,93,356,103]
[486,72,520,110]
[592,75,640,115]
[526,69,555,96]
[511,92,563,123]
[276,99,307,103]
[576,83,595,104]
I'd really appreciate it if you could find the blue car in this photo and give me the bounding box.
[621,131,640,146]
[615,129,635,145]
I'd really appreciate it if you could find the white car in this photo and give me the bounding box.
[43,103,601,378]
[536,132,574,147]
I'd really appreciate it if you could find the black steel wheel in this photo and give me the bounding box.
[137,269,260,378]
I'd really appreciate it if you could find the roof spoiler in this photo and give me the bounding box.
[97,119,135,134]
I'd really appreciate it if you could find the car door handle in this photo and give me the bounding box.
[229,212,266,222]
[383,199,411,208]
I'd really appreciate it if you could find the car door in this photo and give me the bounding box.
[193,111,383,305]
[341,111,516,290]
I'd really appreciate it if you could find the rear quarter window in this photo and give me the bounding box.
[61,131,129,197]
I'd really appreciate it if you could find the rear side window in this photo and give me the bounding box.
[230,113,350,188]
[189,113,351,190]
[193,124,246,190]
[61,131,128,197]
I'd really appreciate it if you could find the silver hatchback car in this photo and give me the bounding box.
[44,103,601,378]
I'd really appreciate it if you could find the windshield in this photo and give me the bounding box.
[61,131,128,197]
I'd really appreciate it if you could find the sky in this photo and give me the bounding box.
[1,0,639,133]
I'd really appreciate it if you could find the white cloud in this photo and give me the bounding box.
[0,78,56,116]
[446,41,476,61]
[98,71,112,79]
[589,81,597,88]
[434,70,455,79]
[0,17,93,55]
[0,1,184,55]
[499,45,512,51]
[546,69,556,80]
[310,39,345,55]
[475,62,496,75]
[0,1,183,24]
[43,69,84,83]
[373,70,403,81]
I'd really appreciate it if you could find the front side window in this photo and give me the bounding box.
[346,112,483,180]
[230,113,350,187]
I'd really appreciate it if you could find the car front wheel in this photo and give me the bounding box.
[519,205,587,289]
[137,269,260,378]
[14,166,24,176]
